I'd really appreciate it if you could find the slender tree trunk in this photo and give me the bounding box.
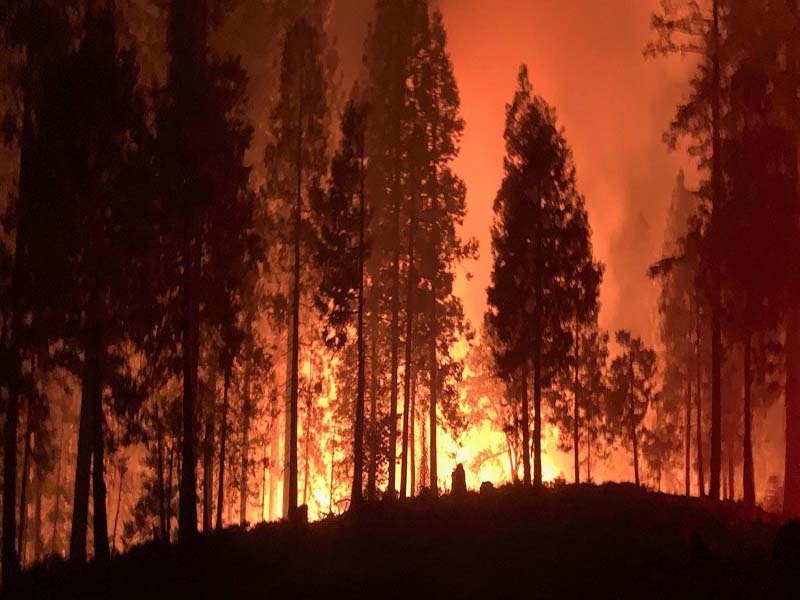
[409,370,416,496]
[240,356,252,526]
[216,367,230,530]
[709,0,723,502]
[532,193,543,488]
[573,320,580,484]
[70,351,94,563]
[685,375,692,497]
[429,308,438,495]
[50,422,65,555]
[287,102,303,520]
[203,360,217,532]
[629,352,640,486]
[111,464,124,553]
[401,194,417,499]
[18,409,32,566]
[166,443,175,538]
[90,327,110,561]
[696,291,705,497]
[389,187,401,499]
[351,152,367,507]
[179,226,200,539]
[269,389,279,520]
[785,306,800,517]
[420,398,429,490]
[303,370,311,507]
[366,301,378,501]
[32,463,43,563]
[155,401,167,539]
[520,364,531,486]
[2,32,37,581]
[743,333,755,508]
[283,317,293,518]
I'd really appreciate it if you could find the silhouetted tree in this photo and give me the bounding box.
[313,93,369,506]
[606,331,659,486]
[487,65,596,488]
[265,17,328,519]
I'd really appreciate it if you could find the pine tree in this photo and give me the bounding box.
[313,92,369,506]
[606,331,659,486]
[265,17,328,519]
[158,0,254,539]
[487,65,597,488]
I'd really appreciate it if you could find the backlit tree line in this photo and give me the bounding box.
[0,0,798,590]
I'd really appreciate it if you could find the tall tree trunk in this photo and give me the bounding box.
[50,422,65,555]
[743,333,755,508]
[166,443,175,538]
[351,154,367,507]
[521,363,531,487]
[240,356,252,526]
[366,301,378,501]
[785,306,800,517]
[90,326,110,561]
[2,30,37,581]
[709,0,723,502]
[179,227,200,539]
[420,397,429,491]
[303,366,311,507]
[155,400,167,539]
[532,193,543,488]
[389,187,401,499]
[216,367,230,530]
[70,350,95,562]
[629,352,640,486]
[283,317,293,518]
[287,102,303,520]
[202,360,217,532]
[32,462,43,563]
[269,389,279,520]
[685,376,692,497]
[429,307,438,495]
[409,370,416,496]
[696,290,705,497]
[573,320,580,484]
[112,464,124,553]
[18,407,32,566]
[401,194,417,499]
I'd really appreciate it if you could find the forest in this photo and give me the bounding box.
[1,0,800,596]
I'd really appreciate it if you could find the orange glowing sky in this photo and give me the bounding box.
[333,0,695,344]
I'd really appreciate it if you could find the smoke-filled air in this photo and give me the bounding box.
[1,0,799,597]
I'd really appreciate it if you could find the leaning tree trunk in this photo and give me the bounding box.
[400,193,417,499]
[216,366,230,530]
[629,352,640,486]
[743,332,755,508]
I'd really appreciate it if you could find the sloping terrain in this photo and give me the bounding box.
[6,483,798,599]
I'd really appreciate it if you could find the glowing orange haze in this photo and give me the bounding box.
[260,0,787,521]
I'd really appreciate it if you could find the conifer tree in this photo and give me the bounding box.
[487,66,597,488]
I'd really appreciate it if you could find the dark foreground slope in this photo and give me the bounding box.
[6,483,799,599]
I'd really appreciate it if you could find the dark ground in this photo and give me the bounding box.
[5,483,800,599]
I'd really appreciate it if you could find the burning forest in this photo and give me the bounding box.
[1,0,800,597]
